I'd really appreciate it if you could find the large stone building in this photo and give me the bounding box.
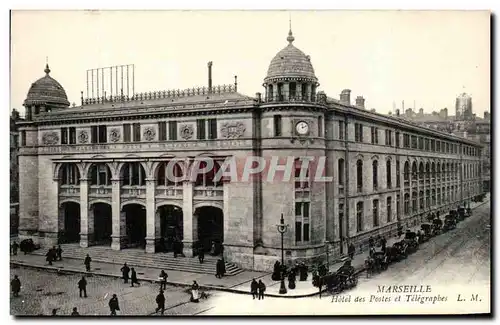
[17,29,484,271]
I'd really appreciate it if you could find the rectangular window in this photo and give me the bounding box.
[356,202,364,232]
[168,121,177,140]
[318,116,323,137]
[436,141,441,152]
[197,119,206,140]
[339,121,344,140]
[158,122,167,141]
[69,127,76,144]
[61,128,68,144]
[371,127,378,144]
[355,123,363,142]
[396,194,400,219]
[123,124,131,142]
[373,199,379,227]
[295,201,310,242]
[98,125,107,143]
[133,123,141,142]
[274,115,282,137]
[208,119,217,140]
[395,131,400,147]
[396,159,400,187]
[21,131,26,146]
[91,126,98,144]
[418,137,424,150]
[385,130,392,146]
[411,135,417,149]
[338,203,344,238]
[403,134,410,148]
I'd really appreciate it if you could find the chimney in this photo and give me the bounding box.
[396,109,400,116]
[355,96,365,109]
[255,92,261,102]
[443,107,448,119]
[340,89,351,105]
[208,61,213,92]
[419,108,424,116]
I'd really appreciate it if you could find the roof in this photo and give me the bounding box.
[24,64,70,108]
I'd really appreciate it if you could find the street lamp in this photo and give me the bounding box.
[276,213,289,295]
[325,241,330,272]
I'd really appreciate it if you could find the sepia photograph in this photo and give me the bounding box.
[8,9,491,316]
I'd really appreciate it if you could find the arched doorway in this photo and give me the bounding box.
[157,205,183,252]
[92,203,112,245]
[61,202,80,243]
[195,206,223,254]
[123,203,146,248]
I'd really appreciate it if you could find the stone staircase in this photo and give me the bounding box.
[32,244,243,276]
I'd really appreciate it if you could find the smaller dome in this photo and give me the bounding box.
[24,64,70,108]
[265,30,317,83]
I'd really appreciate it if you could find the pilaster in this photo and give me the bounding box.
[182,180,196,257]
[111,178,125,250]
[145,178,156,253]
[79,178,91,247]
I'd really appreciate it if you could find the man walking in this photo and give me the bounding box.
[250,279,258,299]
[159,270,168,291]
[380,236,387,253]
[155,289,166,315]
[78,276,87,298]
[109,294,120,316]
[198,248,205,264]
[130,268,140,287]
[258,280,266,300]
[56,245,63,261]
[120,263,130,284]
[84,254,92,272]
[11,275,21,297]
[348,242,355,260]
[46,248,54,266]
[11,241,19,256]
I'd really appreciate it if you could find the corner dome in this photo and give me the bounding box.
[265,30,317,83]
[24,64,70,108]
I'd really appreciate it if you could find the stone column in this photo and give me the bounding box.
[111,178,125,250]
[296,83,303,100]
[145,178,157,253]
[222,180,230,259]
[182,180,196,257]
[79,178,91,247]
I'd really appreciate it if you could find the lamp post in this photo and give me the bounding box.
[276,213,289,295]
[325,241,330,272]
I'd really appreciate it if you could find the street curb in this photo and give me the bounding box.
[10,199,488,300]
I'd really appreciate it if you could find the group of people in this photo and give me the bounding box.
[250,279,266,300]
[119,263,141,287]
[45,245,64,265]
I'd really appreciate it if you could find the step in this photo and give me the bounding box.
[31,244,243,276]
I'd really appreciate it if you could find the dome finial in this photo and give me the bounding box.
[287,15,295,44]
[44,56,50,75]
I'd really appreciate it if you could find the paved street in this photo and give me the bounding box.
[11,202,490,316]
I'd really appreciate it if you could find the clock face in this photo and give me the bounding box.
[296,121,309,135]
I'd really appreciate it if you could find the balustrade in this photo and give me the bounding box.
[59,185,80,197]
[155,186,183,198]
[193,187,223,199]
[89,185,112,197]
[120,186,146,198]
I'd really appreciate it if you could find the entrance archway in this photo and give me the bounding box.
[195,206,223,253]
[123,203,146,248]
[61,202,80,243]
[92,203,112,245]
[157,205,183,252]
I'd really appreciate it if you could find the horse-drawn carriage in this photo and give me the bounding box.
[465,207,472,218]
[420,224,433,242]
[364,251,389,276]
[403,231,419,254]
[432,218,443,236]
[19,239,40,254]
[386,241,408,262]
[317,261,358,294]
[457,207,466,221]
[443,214,457,232]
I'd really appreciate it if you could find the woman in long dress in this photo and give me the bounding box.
[191,281,200,303]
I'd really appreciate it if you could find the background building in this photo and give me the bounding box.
[10,109,22,236]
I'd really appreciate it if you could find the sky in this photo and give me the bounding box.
[10,10,490,116]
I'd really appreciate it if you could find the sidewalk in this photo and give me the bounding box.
[10,195,489,299]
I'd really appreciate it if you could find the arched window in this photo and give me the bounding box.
[356,202,364,232]
[60,163,80,185]
[404,161,410,181]
[426,189,430,208]
[419,190,424,210]
[356,160,363,192]
[372,199,379,227]
[412,162,417,180]
[431,162,436,178]
[195,160,222,187]
[386,160,392,189]
[268,84,274,101]
[436,162,441,180]
[338,159,345,186]
[441,163,445,180]
[89,163,111,186]
[432,189,436,206]
[425,162,430,179]
[372,160,378,190]
[412,191,417,213]
[386,196,392,222]
[419,162,424,179]
[404,193,410,215]
[121,162,146,186]
[157,161,183,186]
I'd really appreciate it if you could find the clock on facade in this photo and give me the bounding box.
[295,121,309,135]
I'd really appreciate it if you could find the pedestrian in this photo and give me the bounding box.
[84,254,91,272]
[198,247,205,264]
[368,236,374,248]
[71,307,79,316]
[155,289,166,315]
[348,242,355,260]
[215,259,221,278]
[108,294,120,316]
[250,279,258,299]
[51,308,58,316]
[56,245,63,261]
[11,241,19,256]
[78,276,87,298]
[380,236,387,253]
[120,263,130,284]
[220,258,226,278]
[190,281,200,303]
[369,245,375,258]
[11,275,21,297]
[258,280,266,300]
[46,249,54,266]
[159,270,168,291]
[130,268,140,287]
